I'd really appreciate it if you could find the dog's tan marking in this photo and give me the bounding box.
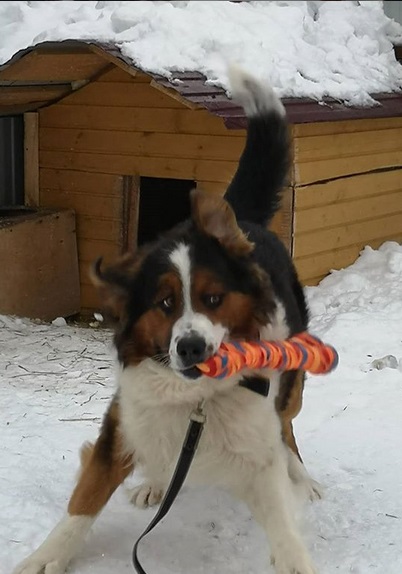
[277,369,305,460]
[121,272,183,366]
[68,399,134,516]
[191,269,260,339]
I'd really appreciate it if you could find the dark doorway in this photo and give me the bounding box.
[137,177,195,246]
[0,116,24,206]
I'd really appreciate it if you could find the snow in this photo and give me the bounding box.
[0,1,401,105]
[1,240,402,573]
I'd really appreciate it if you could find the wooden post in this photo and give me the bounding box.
[24,112,39,206]
[121,175,140,252]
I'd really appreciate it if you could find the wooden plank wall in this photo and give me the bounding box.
[36,62,402,306]
[291,118,402,285]
[38,66,291,310]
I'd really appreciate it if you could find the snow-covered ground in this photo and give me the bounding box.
[0,1,402,105]
[1,241,402,573]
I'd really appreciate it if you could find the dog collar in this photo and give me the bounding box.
[239,375,270,397]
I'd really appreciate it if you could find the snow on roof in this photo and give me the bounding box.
[0,1,401,106]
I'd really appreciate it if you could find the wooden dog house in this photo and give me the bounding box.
[1,40,401,314]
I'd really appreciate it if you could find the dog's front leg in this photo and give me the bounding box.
[245,455,317,574]
[13,399,134,574]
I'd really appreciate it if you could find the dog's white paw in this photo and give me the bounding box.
[294,475,323,502]
[306,478,323,501]
[272,556,318,574]
[13,515,94,574]
[271,543,317,574]
[127,482,164,508]
[287,453,323,502]
[13,554,68,574]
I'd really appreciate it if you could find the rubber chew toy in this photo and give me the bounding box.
[195,332,338,379]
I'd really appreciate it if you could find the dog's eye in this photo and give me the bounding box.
[158,296,174,313]
[202,294,224,309]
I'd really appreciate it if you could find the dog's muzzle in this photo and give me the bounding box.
[176,334,207,368]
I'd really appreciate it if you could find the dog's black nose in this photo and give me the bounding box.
[177,335,207,368]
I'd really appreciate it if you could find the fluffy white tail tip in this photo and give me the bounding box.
[227,65,285,118]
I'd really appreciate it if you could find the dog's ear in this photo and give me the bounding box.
[191,189,254,256]
[89,254,136,322]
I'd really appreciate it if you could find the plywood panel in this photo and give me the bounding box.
[97,67,148,83]
[63,82,185,108]
[80,283,101,311]
[294,167,402,282]
[40,104,242,136]
[0,85,71,106]
[295,129,402,162]
[75,216,121,242]
[40,168,122,195]
[40,127,244,161]
[294,211,402,258]
[295,244,363,283]
[0,51,108,82]
[39,150,238,183]
[294,170,402,210]
[40,189,122,219]
[97,66,137,82]
[293,121,402,184]
[292,117,402,138]
[0,209,80,320]
[79,261,93,287]
[78,239,121,264]
[294,151,402,185]
[296,233,402,284]
[295,190,402,233]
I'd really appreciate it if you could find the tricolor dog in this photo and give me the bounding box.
[14,68,320,574]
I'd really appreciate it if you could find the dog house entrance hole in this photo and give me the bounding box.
[137,177,195,246]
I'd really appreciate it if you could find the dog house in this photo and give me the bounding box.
[0,40,401,315]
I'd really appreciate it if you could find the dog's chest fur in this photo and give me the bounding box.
[117,310,290,490]
[119,364,284,489]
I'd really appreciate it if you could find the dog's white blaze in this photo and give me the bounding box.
[169,242,192,312]
[168,242,227,369]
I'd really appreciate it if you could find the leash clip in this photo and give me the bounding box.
[190,399,206,424]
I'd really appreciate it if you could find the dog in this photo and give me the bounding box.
[13,68,320,574]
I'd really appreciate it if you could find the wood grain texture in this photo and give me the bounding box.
[294,212,402,258]
[24,112,39,206]
[40,104,240,136]
[0,50,108,82]
[40,127,245,161]
[0,85,71,106]
[294,170,402,210]
[293,122,402,184]
[296,232,402,285]
[293,117,402,138]
[39,150,238,182]
[63,81,186,108]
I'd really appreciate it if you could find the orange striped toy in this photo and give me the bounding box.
[195,332,338,379]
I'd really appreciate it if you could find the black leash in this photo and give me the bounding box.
[132,401,206,574]
[131,379,268,573]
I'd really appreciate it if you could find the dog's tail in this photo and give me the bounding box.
[224,67,290,227]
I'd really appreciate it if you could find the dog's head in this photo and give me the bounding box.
[91,190,275,378]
